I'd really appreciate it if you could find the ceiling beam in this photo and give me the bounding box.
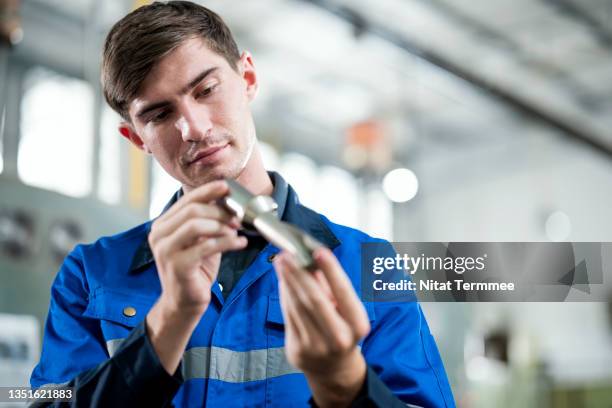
[299,0,612,160]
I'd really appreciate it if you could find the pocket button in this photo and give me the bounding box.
[122,306,137,317]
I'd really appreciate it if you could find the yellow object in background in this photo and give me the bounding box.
[133,0,151,9]
[128,145,148,210]
[126,0,152,210]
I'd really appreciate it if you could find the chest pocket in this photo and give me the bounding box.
[265,295,285,349]
[266,296,284,324]
[84,288,158,355]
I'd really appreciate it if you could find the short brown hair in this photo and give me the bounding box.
[102,1,241,120]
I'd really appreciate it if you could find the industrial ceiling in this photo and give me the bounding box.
[22,0,612,172]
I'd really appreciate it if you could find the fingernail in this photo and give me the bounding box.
[313,248,325,261]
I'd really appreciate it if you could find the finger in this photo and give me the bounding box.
[313,270,335,304]
[156,203,240,236]
[313,248,370,338]
[158,218,237,255]
[279,254,353,349]
[175,234,248,271]
[275,260,307,342]
[161,180,230,220]
[277,272,309,346]
[153,202,239,241]
[283,281,320,349]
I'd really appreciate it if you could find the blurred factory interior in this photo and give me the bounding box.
[0,0,612,406]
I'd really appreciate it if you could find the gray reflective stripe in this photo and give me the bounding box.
[182,347,211,379]
[264,346,301,381]
[105,339,301,382]
[106,338,123,357]
[206,346,300,383]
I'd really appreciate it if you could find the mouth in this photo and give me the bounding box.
[188,143,229,166]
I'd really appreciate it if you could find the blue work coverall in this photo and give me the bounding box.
[31,181,455,407]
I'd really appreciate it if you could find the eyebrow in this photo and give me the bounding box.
[136,67,219,120]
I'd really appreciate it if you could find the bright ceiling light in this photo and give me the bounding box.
[545,211,571,242]
[382,168,419,203]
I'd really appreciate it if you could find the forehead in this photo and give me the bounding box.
[133,37,230,102]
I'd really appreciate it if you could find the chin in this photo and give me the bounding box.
[190,163,243,186]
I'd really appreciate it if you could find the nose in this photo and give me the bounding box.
[174,104,212,143]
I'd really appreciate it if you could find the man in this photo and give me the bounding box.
[31,2,454,407]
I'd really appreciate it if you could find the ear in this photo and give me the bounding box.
[239,51,258,102]
[118,122,152,154]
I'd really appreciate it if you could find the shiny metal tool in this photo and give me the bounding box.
[220,179,323,270]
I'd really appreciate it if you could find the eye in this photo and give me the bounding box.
[196,84,217,99]
[150,110,170,123]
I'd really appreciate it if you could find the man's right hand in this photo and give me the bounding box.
[145,180,247,375]
[149,180,246,314]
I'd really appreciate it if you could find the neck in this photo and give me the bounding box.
[235,146,273,196]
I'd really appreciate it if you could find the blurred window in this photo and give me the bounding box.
[18,66,94,197]
[280,153,364,231]
[259,141,280,171]
[0,106,5,174]
[364,186,393,241]
[149,160,180,219]
[279,152,318,208]
[315,165,359,229]
[98,105,121,204]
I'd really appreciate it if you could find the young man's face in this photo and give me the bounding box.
[120,37,258,190]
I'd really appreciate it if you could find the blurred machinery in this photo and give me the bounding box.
[0,313,38,388]
[0,179,145,327]
[0,180,145,389]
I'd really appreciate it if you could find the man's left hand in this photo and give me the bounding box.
[273,247,371,408]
